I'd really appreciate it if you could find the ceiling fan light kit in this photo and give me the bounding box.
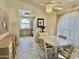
[44,0,63,14]
[46,4,53,13]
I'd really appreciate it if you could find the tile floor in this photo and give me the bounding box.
[15,36,43,59]
[15,36,79,59]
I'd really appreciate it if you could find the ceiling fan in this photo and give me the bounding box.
[40,0,64,13]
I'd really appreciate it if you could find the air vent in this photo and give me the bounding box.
[19,9,34,17]
[24,12,30,15]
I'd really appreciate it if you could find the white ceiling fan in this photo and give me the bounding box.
[40,0,64,13]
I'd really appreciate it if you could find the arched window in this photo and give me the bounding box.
[57,11,79,45]
[21,19,31,29]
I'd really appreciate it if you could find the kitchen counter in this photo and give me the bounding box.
[0,35,12,48]
[0,35,16,59]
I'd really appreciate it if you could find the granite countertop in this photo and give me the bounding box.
[0,35,12,48]
[39,35,72,46]
[57,39,73,46]
[39,35,58,46]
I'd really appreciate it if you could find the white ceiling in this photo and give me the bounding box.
[19,0,79,9]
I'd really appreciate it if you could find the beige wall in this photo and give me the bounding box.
[46,11,57,35]
[0,0,8,12]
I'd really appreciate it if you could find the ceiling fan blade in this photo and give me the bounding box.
[54,6,63,10]
[40,0,64,10]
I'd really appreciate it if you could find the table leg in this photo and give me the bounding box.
[44,41,48,59]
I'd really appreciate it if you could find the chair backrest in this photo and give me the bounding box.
[70,46,79,59]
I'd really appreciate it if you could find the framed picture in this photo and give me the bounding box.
[37,18,44,27]
[0,8,8,35]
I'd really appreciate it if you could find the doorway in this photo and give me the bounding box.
[20,18,34,37]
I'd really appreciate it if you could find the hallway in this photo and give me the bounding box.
[15,37,42,59]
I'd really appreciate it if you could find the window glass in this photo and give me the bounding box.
[57,11,79,45]
[21,19,30,29]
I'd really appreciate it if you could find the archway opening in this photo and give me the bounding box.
[20,18,34,36]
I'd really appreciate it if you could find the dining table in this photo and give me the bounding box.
[38,35,73,59]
